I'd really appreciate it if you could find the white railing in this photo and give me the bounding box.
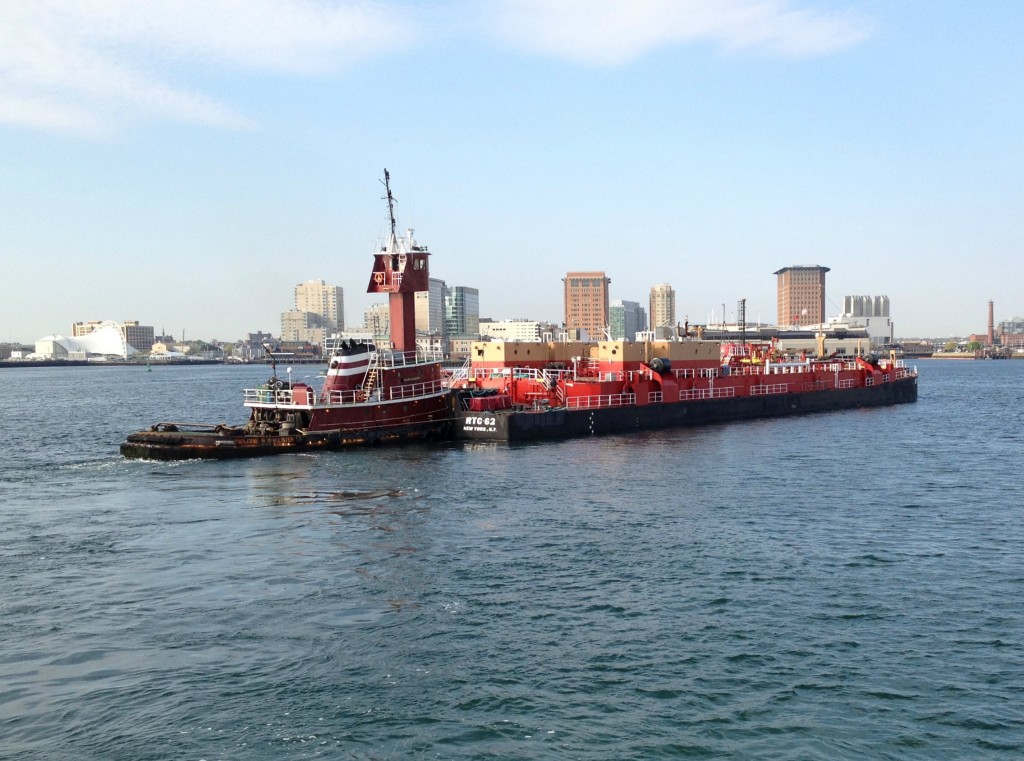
[477,368,512,379]
[245,377,445,408]
[446,358,471,386]
[512,367,542,380]
[751,383,789,395]
[322,388,366,405]
[543,368,573,388]
[243,388,306,405]
[573,359,602,379]
[648,391,663,403]
[566,393,636,409]
[378,348,444,368]
[553,380,565,405]
[733,365,769,376]
[837,378,856,389]
[679,386,736,400]
[388,378,445,400]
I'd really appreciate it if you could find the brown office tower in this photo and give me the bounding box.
[563,271,611,340]
[774,265,830,327]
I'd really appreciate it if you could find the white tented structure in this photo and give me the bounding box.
[34,321,138,359]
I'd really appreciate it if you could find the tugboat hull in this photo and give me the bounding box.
[119,171,457,462]
[120,416,452,460]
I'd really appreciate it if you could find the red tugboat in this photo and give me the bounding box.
[449,336,918,441]
[121,171,453,460]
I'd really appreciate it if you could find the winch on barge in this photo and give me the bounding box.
[449,338,918,441]
[121,171,452,460]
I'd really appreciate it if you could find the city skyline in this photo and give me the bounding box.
[8,265,1020,347]
[2,2,1022,342]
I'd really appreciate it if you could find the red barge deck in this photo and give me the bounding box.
[449,338,917,441]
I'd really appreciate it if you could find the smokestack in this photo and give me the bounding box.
[988,300,994,345]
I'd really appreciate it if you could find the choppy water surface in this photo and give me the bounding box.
[1,360,1022,759]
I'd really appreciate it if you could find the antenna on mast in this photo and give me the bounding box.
[381,169,397,240]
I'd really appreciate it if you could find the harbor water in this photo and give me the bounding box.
[1,360,1022,759]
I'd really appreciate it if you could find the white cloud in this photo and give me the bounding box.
[0,1,870,134]
[483,0,871,65]
[0,0,415,133]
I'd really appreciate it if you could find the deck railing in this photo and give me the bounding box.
[565,393,636,409]
[751,383,790,396]
[320,389,363,405]
[388,378,445,400]
[377,349,444,368]
[446,358,471,386]
[243,388,303,405]
[678,386,736,401]
[245,376,446,408]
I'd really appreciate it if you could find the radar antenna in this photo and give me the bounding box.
[381,169,397,240]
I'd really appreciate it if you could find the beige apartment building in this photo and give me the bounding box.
[282,279,344,345]
[649,283,676,331]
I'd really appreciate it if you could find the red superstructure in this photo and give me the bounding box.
[366,168,430,353]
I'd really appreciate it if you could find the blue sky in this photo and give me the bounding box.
[2,0,1021,343]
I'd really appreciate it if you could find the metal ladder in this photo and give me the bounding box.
[360,358,381,402]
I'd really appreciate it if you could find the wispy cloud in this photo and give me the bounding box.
[483,0,872,65]
[0,0,415,134]
[0,1,870,135]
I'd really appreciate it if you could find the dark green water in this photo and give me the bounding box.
[1,360,1021,759]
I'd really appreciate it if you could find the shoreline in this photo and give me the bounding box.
[0,359,234,369]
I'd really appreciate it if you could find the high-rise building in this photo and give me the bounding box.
[649,284,676,331]
[563,271,610,340]
[774,265,829,327]
[444,285,480,337]
[363,303,390,339]
[415,277,447,336]
[283,279,344,345]
[281,309,320,343]
[610,300,646,341]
